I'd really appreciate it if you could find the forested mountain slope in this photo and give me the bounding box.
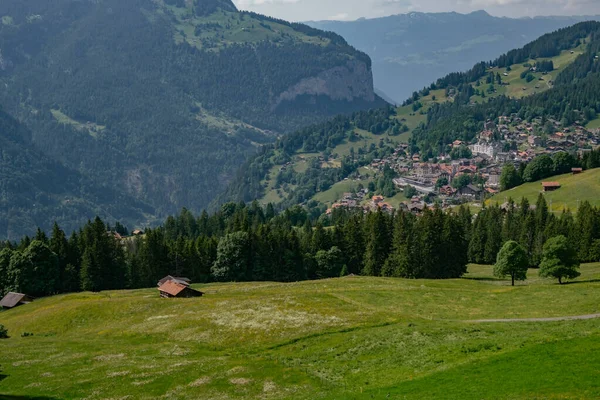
[0,0,384,234]
[219,22,600,212]
[0,107,153,240]
[308,11,599,102]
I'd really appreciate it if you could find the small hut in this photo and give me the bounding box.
[542,182,561,192]
[158,281,203,299]
[572,168,583,175]
[1,292,34,309]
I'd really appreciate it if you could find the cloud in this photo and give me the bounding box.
[327,12,350,20]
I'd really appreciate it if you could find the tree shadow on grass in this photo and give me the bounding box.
[462,277,505,282]
[564,279,600,285]
[0,396,62,400]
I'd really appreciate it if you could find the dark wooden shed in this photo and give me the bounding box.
[0,292,34,309]
[158,281,203,299]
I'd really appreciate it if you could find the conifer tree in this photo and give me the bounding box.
[363,210,390,276]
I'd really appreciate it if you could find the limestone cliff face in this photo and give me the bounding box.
[274,59,376,108]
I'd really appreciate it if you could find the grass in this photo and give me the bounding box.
[586,115,600,130]
[50,109,106,138]
[1,264,599,399]
[488,168,600,212]
[167,7,329,51]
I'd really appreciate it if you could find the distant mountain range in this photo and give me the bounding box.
[308,11,599,102]
[0,0,384,239]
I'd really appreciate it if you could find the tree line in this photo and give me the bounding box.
[2,196,598,297]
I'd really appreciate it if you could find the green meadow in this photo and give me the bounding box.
[488,168,600,212]
[1,264,599,399]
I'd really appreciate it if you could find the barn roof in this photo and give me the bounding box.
[157,275,191,287]
[542,182,561,187]
[158,281,188,297]
[0,292,31,308]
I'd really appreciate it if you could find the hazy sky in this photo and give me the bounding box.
[232,0,600,22]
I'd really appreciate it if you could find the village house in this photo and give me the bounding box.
[460,184,483,198]
[528,136,542,147]
[439,185,457,196]
[0,292,34,309]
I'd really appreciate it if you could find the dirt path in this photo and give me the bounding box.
[466,313,600,323]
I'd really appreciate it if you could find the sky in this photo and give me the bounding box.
[232,0,600,22]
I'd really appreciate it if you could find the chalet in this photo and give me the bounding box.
[528,136,542,147]
[542,182,561,192]
[439,185,456,196]
[460,184,483,197]
[408,202,426,214]
[572,168,583,175]
[157,275,191,287]
[1,292,34,309]
[132,229,144,236]
[372,195,384,205]
[158,280,203,299]
[458,165,478,174]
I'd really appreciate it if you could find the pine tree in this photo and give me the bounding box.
[363,210,391,276]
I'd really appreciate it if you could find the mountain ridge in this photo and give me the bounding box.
[307,11,600,102]
[0,0,384,238]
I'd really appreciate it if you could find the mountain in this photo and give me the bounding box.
[219,22,600,212]
[307,11,599,102]
[0,0,384,236]
[0,107,154,240]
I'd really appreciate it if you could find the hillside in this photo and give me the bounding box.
[308,11,599,102]
[220,22,600,210]
[488,168,600,212]
[0,0,384,236]
[0,265,599,399]
[0,108,154,240]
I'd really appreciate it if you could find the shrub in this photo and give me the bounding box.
[0,324,8,339]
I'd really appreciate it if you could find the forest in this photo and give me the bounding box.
[1,191,598,297]
[0,107,153,240]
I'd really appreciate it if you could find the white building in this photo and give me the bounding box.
[469,142,501,158]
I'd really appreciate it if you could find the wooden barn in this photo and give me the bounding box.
[158,280,203,299]
[572,168,583,175]
[542,182,561,192]
[1,292,34,309]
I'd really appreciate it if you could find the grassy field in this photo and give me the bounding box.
[50,109,106,138]
[1,264,599,399]
[488,168,600,212]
